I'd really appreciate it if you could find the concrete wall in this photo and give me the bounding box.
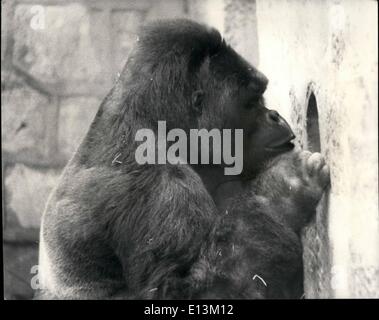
[255,0,378,298]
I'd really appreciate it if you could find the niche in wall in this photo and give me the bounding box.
[306,92,321,152]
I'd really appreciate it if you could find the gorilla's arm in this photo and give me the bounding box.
[191,151,330,299]
[107,165,218,299]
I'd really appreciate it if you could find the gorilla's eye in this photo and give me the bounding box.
[192,90,204,115]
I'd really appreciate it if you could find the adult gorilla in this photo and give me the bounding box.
[37,20,329,299]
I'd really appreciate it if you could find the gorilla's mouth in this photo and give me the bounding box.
[266,135,295,152]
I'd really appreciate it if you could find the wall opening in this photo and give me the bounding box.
[306,92,321,152]
[302,89,332,298]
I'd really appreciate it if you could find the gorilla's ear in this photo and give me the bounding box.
[191,90,204,116]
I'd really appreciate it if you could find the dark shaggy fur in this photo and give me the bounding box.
[37,19,329,299]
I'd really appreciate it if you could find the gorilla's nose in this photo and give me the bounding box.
[267,109,296,140]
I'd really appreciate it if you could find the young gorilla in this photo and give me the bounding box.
[37,20,329,299]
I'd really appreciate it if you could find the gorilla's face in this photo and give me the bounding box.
[200,47,295,178]
[233,81,295,177]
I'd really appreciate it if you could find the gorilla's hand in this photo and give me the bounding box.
[272,150,330,203]
[297,151,330,203]
[257,150,329,198]
[249,150,330,231]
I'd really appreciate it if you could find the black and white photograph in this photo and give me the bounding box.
[1,0,378,304]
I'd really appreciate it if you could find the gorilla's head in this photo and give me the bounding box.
[101,19,295,177]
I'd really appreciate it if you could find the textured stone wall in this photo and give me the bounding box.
[2,0,187,299]
[255,0,378,298]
